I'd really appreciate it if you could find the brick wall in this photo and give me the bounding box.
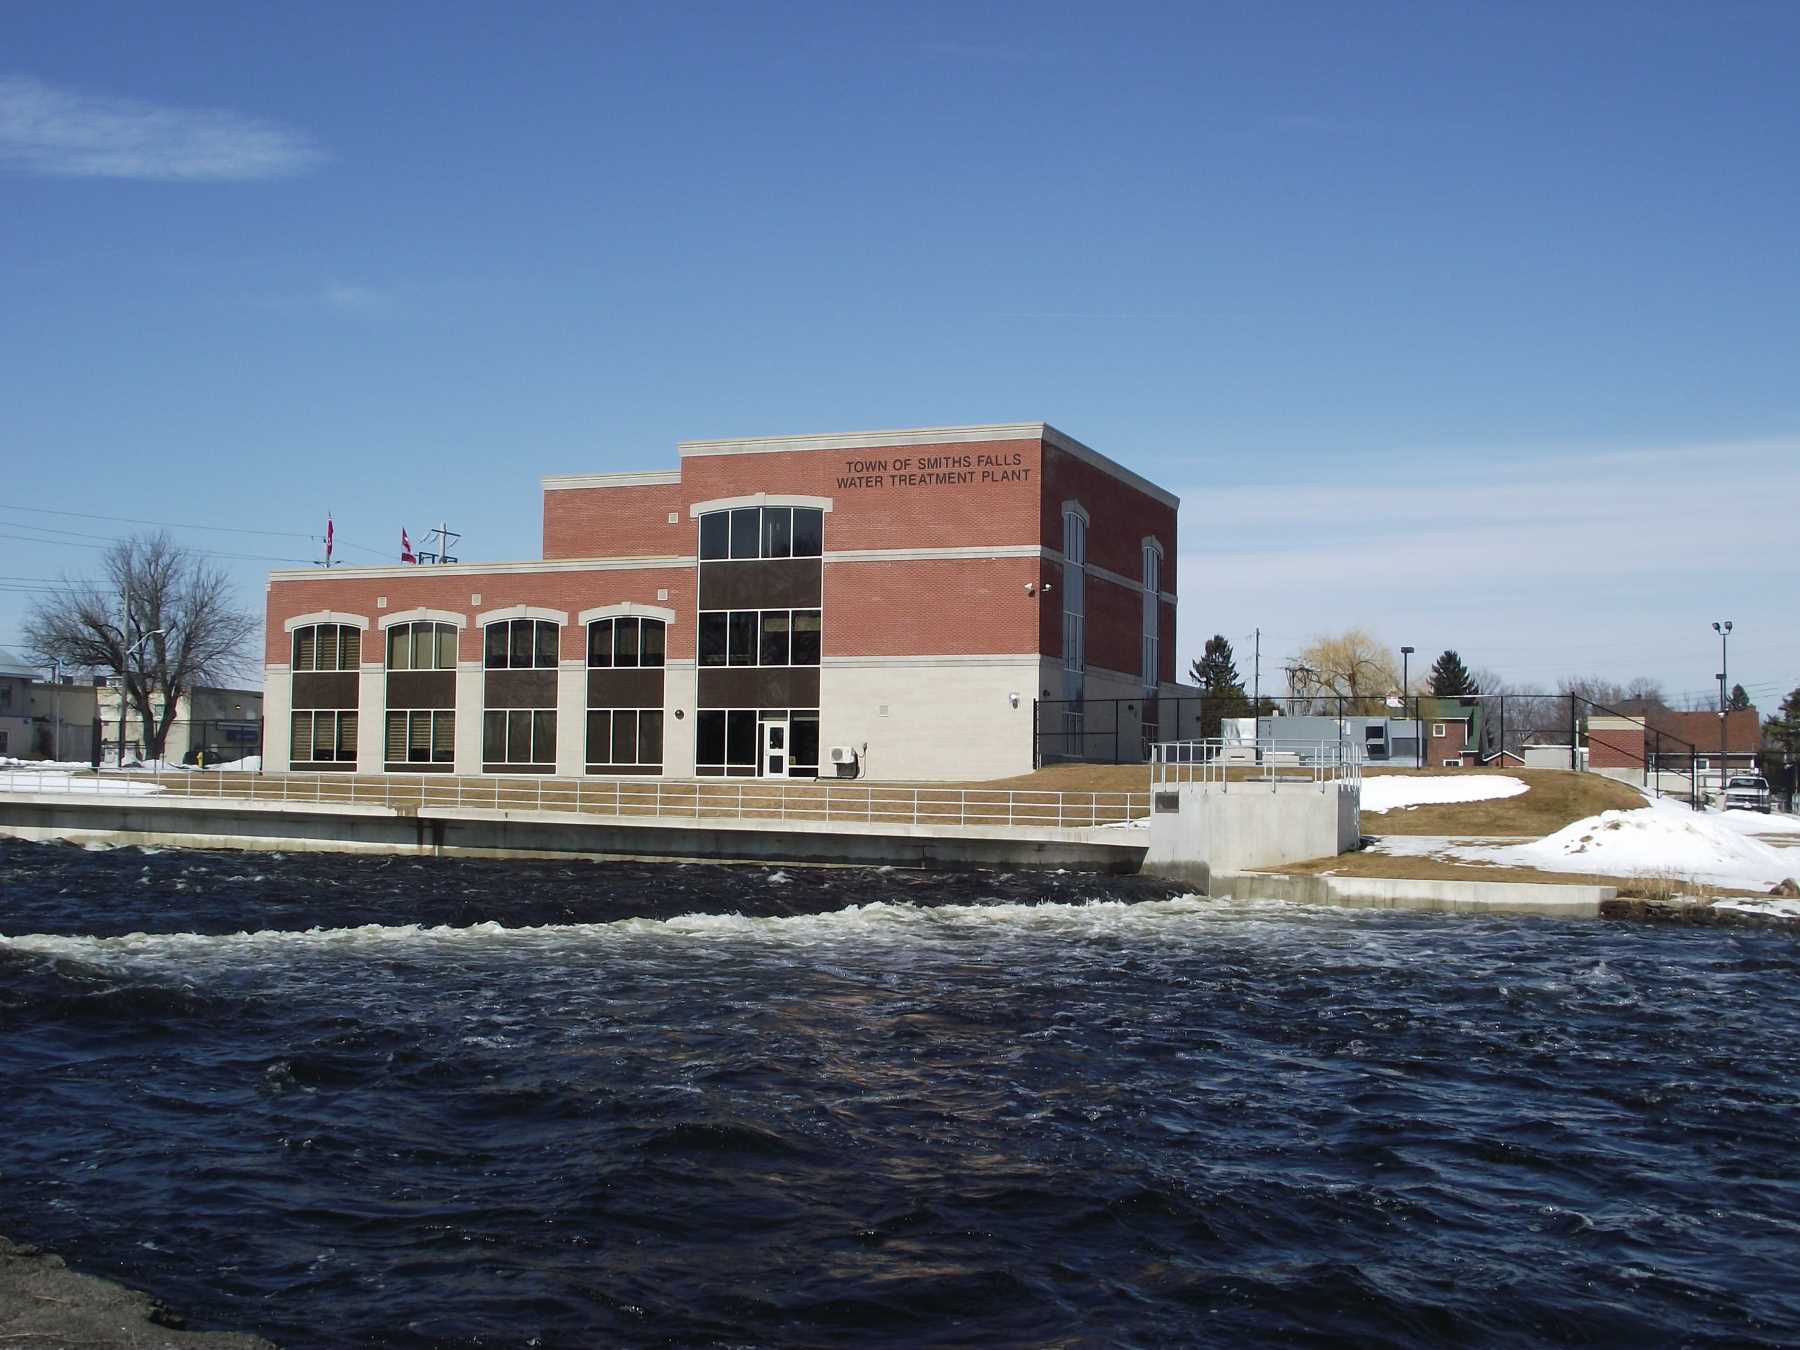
[1039,442,1178,679]
[542,483,691,560]
[266,566,693,665]
[824,556,1040,657]
[1589,724,1646,769]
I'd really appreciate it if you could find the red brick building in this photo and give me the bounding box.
[263,423,1180,781]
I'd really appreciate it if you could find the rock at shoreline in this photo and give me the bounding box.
[1770,877,1799,897]
[0,1237,274,1349]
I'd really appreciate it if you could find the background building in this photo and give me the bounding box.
[262,423,1180,782]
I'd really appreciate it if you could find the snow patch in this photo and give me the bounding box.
[0,771,165,797]
[1360,775,1529,815]
[1448,796,1796,890]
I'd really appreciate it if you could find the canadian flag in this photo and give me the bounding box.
[401,528,416,564]
[325,515,334,565]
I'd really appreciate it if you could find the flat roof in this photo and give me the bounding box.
[543,422,1179,509]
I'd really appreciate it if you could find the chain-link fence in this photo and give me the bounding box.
[1036,693,1707,806]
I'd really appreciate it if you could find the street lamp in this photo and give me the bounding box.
[1712,620,1733,804]
[1400,646,1416,766]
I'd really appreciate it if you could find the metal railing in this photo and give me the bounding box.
[10,768,1153,832]
[1151,739,1362,788]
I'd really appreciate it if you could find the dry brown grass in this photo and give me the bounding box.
[1361,767,1644,837]
[1273,848,1764,897]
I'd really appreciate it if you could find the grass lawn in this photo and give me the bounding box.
[1271,847,1765,899]
[1360,767,1645,837]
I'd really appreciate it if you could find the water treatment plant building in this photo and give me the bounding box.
[261,423,1180,782]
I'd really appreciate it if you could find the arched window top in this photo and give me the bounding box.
[578,603,677,626]
[484,617,560,670]
[291,621,363,672]
[475,604,568,628]
[588,614,666,669]
[384,620,459,671]
[284,610,369,634]
[379,608,466,631]
[697,503,825,561]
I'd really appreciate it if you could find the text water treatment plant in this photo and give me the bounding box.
[1,843,1796,1347]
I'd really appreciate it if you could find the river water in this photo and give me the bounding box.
[1,840,1797,1348]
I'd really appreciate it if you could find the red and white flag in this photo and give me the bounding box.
[325,515,334,565]
[401,528,416,564]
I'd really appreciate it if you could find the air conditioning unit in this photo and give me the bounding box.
[829,745,858,765]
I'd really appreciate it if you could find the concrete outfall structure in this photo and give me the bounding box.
[263,423,1181,784]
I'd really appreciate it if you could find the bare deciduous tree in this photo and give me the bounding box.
[1289,628,1402,714]
[24,532,259,761]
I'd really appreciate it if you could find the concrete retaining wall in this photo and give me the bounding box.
[0,793,1147,873]
[1143,781,1360,886]
[1210,870,1614,918]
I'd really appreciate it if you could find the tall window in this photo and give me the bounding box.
[586,616,667,774]
[484,619,559,669]
[386,622,458,670]
[385,621,459,769]
[698,506,824,560]
[697,609,821,667]
[385,710,455,764]
[586,709,664,773]
[483,708,557,766]
[291,710,357,763]
[1142,541,1161,691]
[292,623,361,671]
[587,617,667,668]
[1061,506,1088,751]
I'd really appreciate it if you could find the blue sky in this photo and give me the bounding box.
[3,2,1796,707]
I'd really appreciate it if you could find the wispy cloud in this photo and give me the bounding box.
[0,75,325,181]
[1171,436,1800,689]
[320,281,394,316]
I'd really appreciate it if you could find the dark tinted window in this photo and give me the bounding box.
[509,622,533,669]
[616,617,640,668]
[696,711,725,764]
[726,710,756,765]
[535,622,558,668]
[641,620,665,668]
[761,507,792,559]
[729,508,760,559]
[791,610,822,665]
[639,710,664,765]
[728,611,757,665]
[760,611,790,666]
[588,619,614,668]
[485,625,508,669]
[699,512,729,560]
[791,715,820,776]
[698,613,727,666]
[792,508,824,557]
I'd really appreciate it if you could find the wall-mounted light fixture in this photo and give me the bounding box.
[1009,691,1020,708]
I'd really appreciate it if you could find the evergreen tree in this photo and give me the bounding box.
[1764,686,1800,759]
[1189,634,1249,739]
[1190,635,1241,693]
[1728,683,1752,712]
[1427,649,1480,697]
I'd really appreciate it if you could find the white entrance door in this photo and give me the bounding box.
[761,718,788,778]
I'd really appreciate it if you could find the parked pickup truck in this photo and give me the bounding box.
[1723,774,1772,813]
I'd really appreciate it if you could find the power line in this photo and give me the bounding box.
[0,528,311,566]
[0,502,391,560]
